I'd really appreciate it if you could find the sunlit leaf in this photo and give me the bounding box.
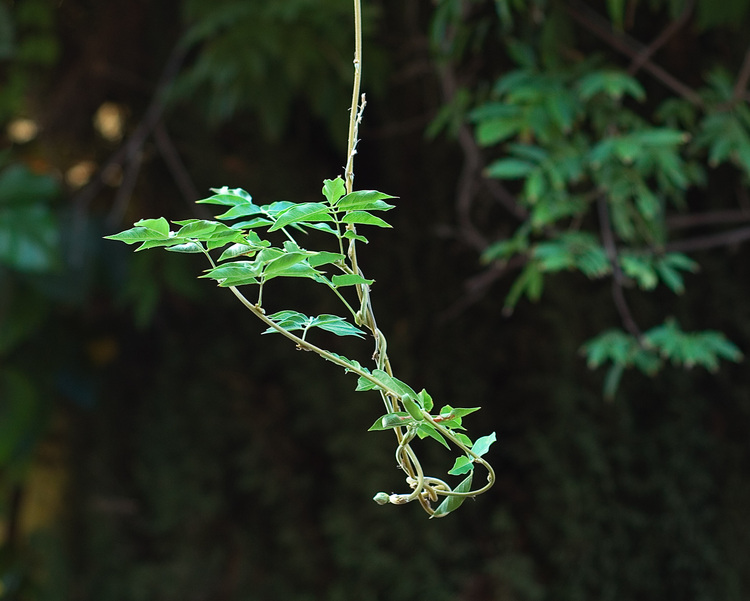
[269,202,333,231]
[331,273,374,287]
[340,211,391,228]
[448,456,473,476]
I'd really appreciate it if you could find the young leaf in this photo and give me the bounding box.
[402,396,425,421]
[448,456,474,476]
[323,177,347,204]
[417,389,433,412]
[343,230,369,243]
[470,432,497,457]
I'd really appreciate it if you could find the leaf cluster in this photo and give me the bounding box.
[107,176,496,517]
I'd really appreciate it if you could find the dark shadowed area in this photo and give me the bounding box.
[2,1,750,600]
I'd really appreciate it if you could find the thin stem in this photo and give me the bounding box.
[345,0,363,195]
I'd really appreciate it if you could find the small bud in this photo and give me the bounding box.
[373,492,390,505]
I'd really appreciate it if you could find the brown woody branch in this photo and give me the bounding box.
[627,0,696,75]
[597,195,644,342]
[564,0,703,106]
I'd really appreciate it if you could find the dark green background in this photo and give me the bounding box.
[2,1,750,599]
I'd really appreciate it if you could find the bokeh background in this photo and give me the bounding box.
[2,1,750,599]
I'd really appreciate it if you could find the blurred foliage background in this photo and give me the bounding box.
[2,0,750,599]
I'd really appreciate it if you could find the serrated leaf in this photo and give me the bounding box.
[431,473,473,518]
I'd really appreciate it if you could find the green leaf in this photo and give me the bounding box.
[402,396,424,421]
[448,456,474,476]
[323,177,346,204]
[337,190,396,210]
[340,211,392,228]
[105,223,171,245]
[431,473,473,518]
[173,219,222,239]
[202,261,261,286]
[197,187,254,207]
[262,252,308,277]
[368,412,415,431]
[309,314,365,338]
[331,273,374,287]
[343,230,369,244]
[417,389,434,412]
[475,117,522,146]
[264,310,309,332]
[577,70,645,101]
[213,203,264,220]
[268,202,333,231]
[165,241,204,253]
[471,432,496,457]
[416,424,450,449]
[504,261,544,313]
[308,251,346,268]
[135,218,170,236]
[485,158,536,179]
[218,243,260,261]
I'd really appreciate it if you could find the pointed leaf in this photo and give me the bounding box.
[341,211,391,228]
[268,203,333,231]
[431,473,473,518]
[337,190,397,211]
[416,424,450,449]
[448,456,474,476]
[331,274,374,287]
[309,314,365,338]
[471,432,497,457]
[323,177,346,204]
